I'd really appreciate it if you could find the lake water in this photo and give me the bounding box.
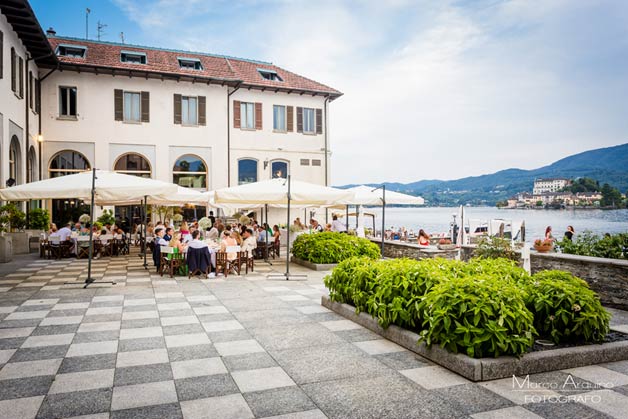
[347,207,628,242]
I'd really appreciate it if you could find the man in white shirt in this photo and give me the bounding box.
[241,228,257,254]
[331,215,347,233]
[57,223,73,241]
[206,226,219,240]
[187,230,208,249]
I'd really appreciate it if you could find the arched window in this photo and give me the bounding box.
[238,159,258,185]
[27,146,37,183]
[271,160,288,179]
[49,150,90,178]
[173,154,207,189]
[9,136,21,184]
[114,153,151,178]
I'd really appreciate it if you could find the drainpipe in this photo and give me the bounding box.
[323,95,330,224]
[25,56,33,223]
[226,82,242,187]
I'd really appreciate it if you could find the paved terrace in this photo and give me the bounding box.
[1,250,628,419]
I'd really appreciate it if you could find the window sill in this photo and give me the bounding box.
[239,127,257,131]
[302,131,317,136]
[273,129,288,134]
[122,120,142,125]
[181,123,199,128]
[57,116,78,121]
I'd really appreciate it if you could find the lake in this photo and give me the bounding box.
[346,207,628,242]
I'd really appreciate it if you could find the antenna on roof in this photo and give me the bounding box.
[119,32,125,44]
[85,8,91,39]
[97,21,108,41]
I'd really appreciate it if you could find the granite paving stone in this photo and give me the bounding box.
[175,373,240,401]
[36,388,112,419]
[179,393,254,419]
[243,386,317,418]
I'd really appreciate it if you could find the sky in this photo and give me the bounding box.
[30,0,628,185]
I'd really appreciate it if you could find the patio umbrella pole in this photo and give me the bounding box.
[263,204,272,266]
[345,205,349,231]
[143,196,148,270]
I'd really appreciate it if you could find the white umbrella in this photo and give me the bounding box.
[0,170,178,203]
[99,186,208,206]
[344,185,424,205]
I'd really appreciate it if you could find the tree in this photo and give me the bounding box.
[601,183,622,207]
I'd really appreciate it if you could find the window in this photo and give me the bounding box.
[312,159,321,166]
[0,31,3,80]
[114,153,151,178]
[18,55,24,98]
[121,51,147,64]
[123,91,141,122]
[271,160,288,179]
[29,72,34,110]
[56,45,87,58]
[238,159,258,185]
[273,105,286,131]
[27,147,37,183]
[49,150,90,178]
[182,96,198,125]
[173,155,207,189]
[303,108,315,133]
[10,47,15,92]
[59,86,77,117]
[258,68,282,81]
[240,102,255,129]
[9,136,20,184]
[178,58,202,70]
[300,159,310,166]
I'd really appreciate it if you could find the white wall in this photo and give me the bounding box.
[0,13,40,189]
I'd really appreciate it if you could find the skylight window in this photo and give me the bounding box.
[258,68,282,82]
[56,45,87,58]
[121,51,147,64]
[178,57,203,70]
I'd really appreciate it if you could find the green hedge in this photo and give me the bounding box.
[291,232,380,264]
[325,257,610,358]
[557,230,628,260]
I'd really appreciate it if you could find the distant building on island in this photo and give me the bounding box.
[532,178,571,195]
[505,185,603,209]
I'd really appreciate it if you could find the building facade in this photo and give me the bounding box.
[1,1,341,225]
[532,178,571,195]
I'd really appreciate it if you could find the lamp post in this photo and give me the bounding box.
[371,185,386,256]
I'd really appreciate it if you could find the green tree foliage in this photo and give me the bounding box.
[557,230,628,260]
[561,177,600,193]
[600,183,622,207]
[0,204,27,232]
[97,209,116,226]
[28,208,50,230]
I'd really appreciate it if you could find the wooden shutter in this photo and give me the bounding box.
[29,72,34,110]
[35,79,40,114]
[198,96,206,126]
[316,108,323,134]
[296,107,303,133]
[233,100,241,128]
[114,89,123,121]
[255,102,262,130]
[0,31,3,79]
[18,56,23,98]
[173,94,182,124]
[141,91,150,122]
[11,48,16,92]
[287,106,294,132]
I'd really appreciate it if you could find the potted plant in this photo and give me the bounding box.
[534,238,554,253]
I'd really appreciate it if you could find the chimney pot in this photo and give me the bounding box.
[46,27,56,36]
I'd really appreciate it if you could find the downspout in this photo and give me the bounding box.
[324,96,330,187]
[226,81,242,187]
[25,56,33,224]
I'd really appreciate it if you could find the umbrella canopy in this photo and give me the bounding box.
[344,185,424,205]
[213,178,355,206]
[99,186,209,206]
[0,170,178,203]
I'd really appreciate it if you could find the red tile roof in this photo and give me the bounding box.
[48,37,342,98]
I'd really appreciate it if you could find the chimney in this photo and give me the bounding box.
[46,27,56,37]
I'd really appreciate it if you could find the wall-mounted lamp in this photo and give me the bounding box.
[263,158,269,170]
[37,134,44,143]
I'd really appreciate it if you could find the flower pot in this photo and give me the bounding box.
[534,244,553,253]
[437,244,456,250]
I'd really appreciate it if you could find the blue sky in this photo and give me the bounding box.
[30,0,628,185]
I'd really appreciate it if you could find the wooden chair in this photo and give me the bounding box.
[99,235,114,257]
[232,251,248,275]
[47,235,71,259]
[159,246,183,278]
[269,238,280,259]
[215,251,230,277]
[76,236,91,259]
[244,250,254,274]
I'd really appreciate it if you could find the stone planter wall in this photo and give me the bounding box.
[4,232,35,255]
[368,238,458,260]
[0,235,13,263]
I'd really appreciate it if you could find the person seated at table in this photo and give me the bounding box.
[232,230,243,246]
[152,227,168,268]
[180,221,190,236]
[418,229,430,246]
[310,219,323,232]
[221,225,233,240]
[146,223,154,236]
[264,223,272,236]
[206,225,219,240]
[187,230,208,249]
[164,227,173,242]
[58,222,73,242]
[272,225,281,241]
[241,228,257,254]
[72,222,81,232]
[79,225,90,236]
[331,215,347,233]
[169,232,185,252]
[49,223,58,235]
[293,218,305,231]
[324,223,332,232]
[115,228,126,239]
[257,225,268,242]
[214,219,224,234]
[220,230,238,261]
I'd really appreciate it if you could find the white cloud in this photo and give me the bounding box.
[113,0,628,185]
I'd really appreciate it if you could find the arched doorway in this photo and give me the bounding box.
[8,135,21,186]
[173,154,208,220]
[113,153,152,231]
[48,150,91,226]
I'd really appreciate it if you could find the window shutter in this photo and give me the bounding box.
[296,107,303,133]
[18,56,23,98]
[11,48,16,92]
[198,96,206,125]
[255,102,262,130]
[35,79,40,114]
[173,94,182,124]
[0,31,3,79]
[141,91,150,122]
[287,106,294,132]
[233,100,241,128]
[316,108,323,134]
[114,89,123,121]
[29,72,33,109]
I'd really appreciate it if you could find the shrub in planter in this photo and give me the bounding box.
[476,237,519,261]
[28,208,50,230]
[0,204,27,232]
[325,256,377,310]
[418,276,536,358]
[97,209,115,226]
[464,257,531,284]
[292,232,380,264]
[526,270,610,344]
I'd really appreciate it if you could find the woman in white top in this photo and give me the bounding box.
[220,230,238,261]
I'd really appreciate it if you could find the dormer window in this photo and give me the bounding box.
[178,57,203,70]
[56,45,87,58]
[121,51,147,64]
[258,68,282,82]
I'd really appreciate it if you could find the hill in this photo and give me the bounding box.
[337,143,628,206]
